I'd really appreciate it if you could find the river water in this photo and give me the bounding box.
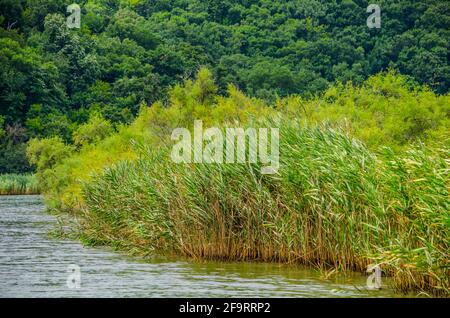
[0,195,405,298]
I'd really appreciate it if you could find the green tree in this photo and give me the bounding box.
[72,112,113,146]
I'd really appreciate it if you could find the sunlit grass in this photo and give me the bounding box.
[29,72,450,296]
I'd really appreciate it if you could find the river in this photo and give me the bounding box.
[0,195,406,297]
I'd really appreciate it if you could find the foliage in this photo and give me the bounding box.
[25,68,450,295]
[26,136,73,171]
[0,1,447,295]
[80,120,449,295]
[0,173,40,195]
[1,0,449,173]
[72,112,114,146]
[278,71,450,150]
[0,120,31,173]
[29,69,450,205]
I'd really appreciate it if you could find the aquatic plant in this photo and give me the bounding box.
[81,120,449,295]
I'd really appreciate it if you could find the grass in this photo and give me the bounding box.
[0,174,40,195]
[80,120,449,296]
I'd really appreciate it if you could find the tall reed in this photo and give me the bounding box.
[81,120,449,295]
[0,174,40,195]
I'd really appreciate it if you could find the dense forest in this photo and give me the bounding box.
[0,0,449,173]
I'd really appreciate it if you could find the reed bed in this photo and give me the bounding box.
[81,120,449,296]
[0,174,40,195]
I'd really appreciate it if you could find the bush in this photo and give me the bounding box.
[277,71,450,151]
[27,137,73,171]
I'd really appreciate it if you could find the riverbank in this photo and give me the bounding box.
[2,195,410,297]
[0,174,40,195]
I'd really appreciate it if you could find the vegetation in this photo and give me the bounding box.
[1,0,449,173]
[27,70,450,295]
[81,124,449,295]
[1,0,448,297]
[0,173,40,195]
